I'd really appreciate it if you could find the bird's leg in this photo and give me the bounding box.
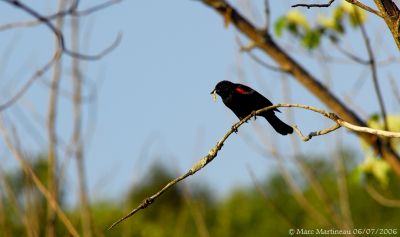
[251,111,257,120]
[231,124,238,133]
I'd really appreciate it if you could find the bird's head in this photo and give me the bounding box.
[211,80,235,100]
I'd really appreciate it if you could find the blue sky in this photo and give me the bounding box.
[0,0,399,205]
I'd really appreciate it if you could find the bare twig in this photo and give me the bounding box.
[108,103,400,229]
[0,119,80,237]
[292,0,335,9]
[71,13,93,237]
[293,123,341,141]
[331,42,370,65]
[0,50,62,111]
[235,37,287,73]
[263,0,270,30]
[345,0,382,17]
[291,0,383,17]
[46,1,66,235]
[1,0,121,60]
[389,76,400,104]
[355,5,389,133]
[0,0,121,111]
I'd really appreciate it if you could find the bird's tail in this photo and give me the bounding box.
[263,113,293,135]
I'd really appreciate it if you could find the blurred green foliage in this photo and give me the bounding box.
[1,150,400,236]
[356,114,400,188]
[274,1,367,49]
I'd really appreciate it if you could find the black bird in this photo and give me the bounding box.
[211,80,293,135]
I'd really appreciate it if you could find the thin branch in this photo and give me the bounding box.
[292,0,335,9]
[64,31,122,60]
[235,37,288,73]
[0,0,121,111]
[71,13,93,237]
[355,5,389,132]
[0,119,80,237]
[389,75,400,104]
[0,0,121,31]
[1,0,122,60]
[0,46,62,111]
[291,0,383,17]
[263,0,270,30]
[337,119,400,137]
[108,103,400,229]
[331,41,370,65]
[0,0,75,31]
[345,0,383,17]
[72,0,122,17]
[293,123,341,141]
[46,1,66,235]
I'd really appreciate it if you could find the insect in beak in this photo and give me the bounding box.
[210,89,217,102]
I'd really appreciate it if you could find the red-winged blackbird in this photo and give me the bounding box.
[211,80,293,135]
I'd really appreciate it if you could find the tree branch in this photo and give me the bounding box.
[236,37,286,73]
[0,0,121,60]
[201,0,400,174]
[345,0,383,18]
[292,0,383,18]
[108,103,400,229]
[354,5,389,134]
[46,1,66,235]
[0,48,62,111]
[373,0,400,49]
[0,0,121,111]
[292,0,335,9]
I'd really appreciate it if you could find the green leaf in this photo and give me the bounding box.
[333,7,344,22]
[317,14,336,30]
[274,16,287,37]
[341,0,367,27]
[301,30,321,49]
[287,22,299,35]
[359,156,391,188]
[286,10,310,30]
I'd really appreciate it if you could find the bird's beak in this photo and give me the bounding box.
[211,89,217,102]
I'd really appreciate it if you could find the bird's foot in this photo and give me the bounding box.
[251,111,257,120]
[231,125,238,133]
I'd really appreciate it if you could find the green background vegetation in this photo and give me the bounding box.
[2,150,400,236]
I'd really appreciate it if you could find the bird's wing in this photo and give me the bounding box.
[236,84,281,113]
[234,84,253,95]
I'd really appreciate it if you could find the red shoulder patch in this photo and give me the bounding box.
[235,87,247,94]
